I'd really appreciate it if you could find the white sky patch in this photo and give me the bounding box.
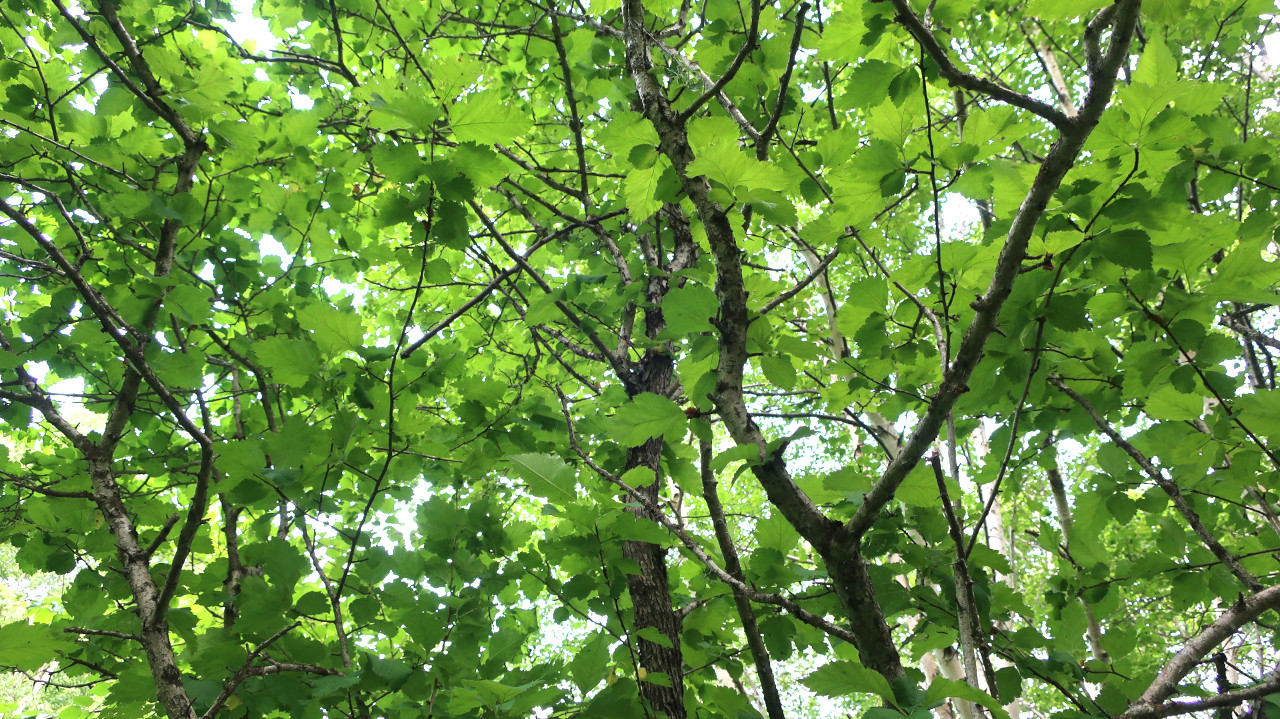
[258,234,289,259]
[940,192,982,240]
[221,0,278,50]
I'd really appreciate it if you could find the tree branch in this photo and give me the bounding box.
[678,0,760,121]
[888,0,1071,130]
[842,0,1142,543]
[1050,375,1264,594]
[1118,585,1280,719]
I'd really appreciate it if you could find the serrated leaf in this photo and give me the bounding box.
[624,159,667,220]
[371,657,413,686]
[686,115,786,196]
[686,143,787,196]
[571,633,611,692]
[663,283,717,335]
[611,392,688,447]
[252,336,320,388]
[759,354,797,390]
[1133,35,1178,87]
[1145,0,1191,23]
[597,110,660,159]
[1025,0,1110,19]
[635,626,674,648]
[814,10,867,62]
[802,660,897,704]
[450,91,530,144]
[1145,387,1204,421]
[296,303,365,354]
[925,678,1010,719]
[897,463,955,508]
[755,510,800,555]
[712,443,762,472]
[508,453,577,501]
[1096,229,1153,270]
[1234,390,1280,437]
[0,621,74,670]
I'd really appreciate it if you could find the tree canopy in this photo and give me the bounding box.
[1,0,1279,717]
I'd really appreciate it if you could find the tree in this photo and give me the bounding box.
[0,0,1278,717]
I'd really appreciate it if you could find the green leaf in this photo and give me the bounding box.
[925,678,1010,719]
[370,657,414,688]
[597,110,660,159]
[712,443,763,472]
[802,660,897,704]
[571,633,612,692]
[1025,0,1110,19]
[814,10,868,62]
[508,453,577,501]
[1145,0,1192,24]
[611,393,688,447]
[663,283,717,335]
[450,91,530,144]
[252,336,320,388]
[1096,229,1153,270]
[1234,390,1280,438]
[0,621,74,670]
[296,303,365,354]
[759,354,797,390]
[624,158,668,220]
[686,115,787,196]
[1145,387,1204,421]
[635,626,674,648]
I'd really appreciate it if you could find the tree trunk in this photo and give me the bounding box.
[88,454,196,719]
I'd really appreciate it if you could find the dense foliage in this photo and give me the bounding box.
[1,0,1278,717]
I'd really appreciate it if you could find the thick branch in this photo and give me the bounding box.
[1221,316,1280,351]
[842,0,1141,543]
[1122,667,1280,719]
[1119,585,1280,718]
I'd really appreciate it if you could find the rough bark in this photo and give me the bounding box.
[616,215,690,717]
[622,435,686,718]
[1119,586,1280,719]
